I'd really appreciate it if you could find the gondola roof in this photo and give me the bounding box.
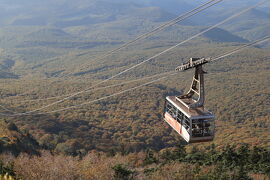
[166,96,214,119]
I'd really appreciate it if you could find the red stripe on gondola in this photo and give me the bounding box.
[164,113,181,134]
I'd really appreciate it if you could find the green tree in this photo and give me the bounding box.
[220,145,238,170]
[237,144,250,167]
[143,149,157,165]
[0,160,15,177]
[112,164,134,180]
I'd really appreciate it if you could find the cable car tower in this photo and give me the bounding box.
[163,58,215,143]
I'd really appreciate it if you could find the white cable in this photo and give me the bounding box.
[8,0,223,98]
[0,0,223,113]
[14,71,175,103]
[211,35,270,62]
[0,104,14,113]
[74,0,223,72]
[17,0,266,114]
[0,73,176,116]
[1,35,270,116]
[36,36,270,115]
[0,0,267,116]
[23,32,268,105]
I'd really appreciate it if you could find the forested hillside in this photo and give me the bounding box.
[0,144,269,179]
[0,0,269,179]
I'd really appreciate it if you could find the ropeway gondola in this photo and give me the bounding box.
[163,58,215,143]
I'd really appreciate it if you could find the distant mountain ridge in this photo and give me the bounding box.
[0,0,268,75]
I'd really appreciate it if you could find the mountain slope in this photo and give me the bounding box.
[0,0,269,156]
[203,28,248,43]
[223,9,270,41]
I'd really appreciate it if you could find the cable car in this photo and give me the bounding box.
[163,58,215,143]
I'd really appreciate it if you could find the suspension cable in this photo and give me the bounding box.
[210,35,270,62]
[12,71,175,103]
[0,0,267,116]
[14,1,265,114]
[9,0,223,98]
[37,36,270,115]
[74,0,224,73]
[1,34,269,117]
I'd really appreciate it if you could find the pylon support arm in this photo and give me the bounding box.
[175,58,208,109]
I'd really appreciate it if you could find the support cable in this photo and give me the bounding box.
[13,71,175,103]
[1,35,269,116]
[0,0,267,116]
[74,0,223,73]
[38,36,270,115]
[9,0,223,98]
